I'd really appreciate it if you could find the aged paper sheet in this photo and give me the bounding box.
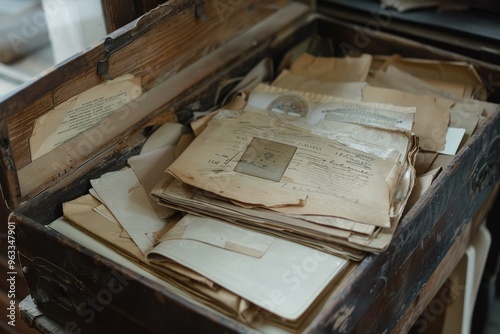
[415,151,438,176]
[90,168,168,255]
[362,85,451,152]
[29,74,142,160]
[148,214,348,321]
[128,122,193,218]
[290,53,372,82]
[371,55,486,100]
[272,70,365,101]
[151,176,388,258]
[249,85,414,165]
[167,110,401,227]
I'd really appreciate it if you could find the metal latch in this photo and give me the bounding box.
[97,4,175,80]
[97,35,133,80]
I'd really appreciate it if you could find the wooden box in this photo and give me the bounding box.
[1,1,499,333]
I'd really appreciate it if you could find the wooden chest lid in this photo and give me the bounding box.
[0,0,313,210]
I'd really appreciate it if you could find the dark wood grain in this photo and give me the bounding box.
[134,0,164,16]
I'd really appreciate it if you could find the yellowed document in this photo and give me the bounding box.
[371,56,486,100]
[248,85,414,169]
[362,86,452,152]
[272,70,366,101]
[167,110,399,227]
[155,86,417,257]
[29,74,142,160]
[290,53,372,82]
[368,65,466,102]
[128,122,193,218]
[151,176,388,258]
[63,194,144,261]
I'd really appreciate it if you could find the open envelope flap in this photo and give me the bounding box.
[90,168,169,255]
[159,215,274,258]
[147,215,348,321]
[62,194,145,261]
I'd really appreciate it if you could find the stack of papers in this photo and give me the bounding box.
[62,120,350,329]
[59,49,494,329]
[64,190,348,329]
[152,84,419,260]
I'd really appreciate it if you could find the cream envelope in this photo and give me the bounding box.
[62,194,144,261]
[148,214,348,321]
[128,145,178,219]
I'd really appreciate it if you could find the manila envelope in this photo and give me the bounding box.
[290,53,372,82]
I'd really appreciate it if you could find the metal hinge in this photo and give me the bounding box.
[97,4,175,80]
[97,35,132,80]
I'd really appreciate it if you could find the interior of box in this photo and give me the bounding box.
[8,4,500,333]
[10,4,500,225]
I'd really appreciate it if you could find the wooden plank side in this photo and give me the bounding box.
[7,0,282,170]
[0,119,20,207]
[134,0,164,16]
[303,112,500,333]
[392,183,500,334]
